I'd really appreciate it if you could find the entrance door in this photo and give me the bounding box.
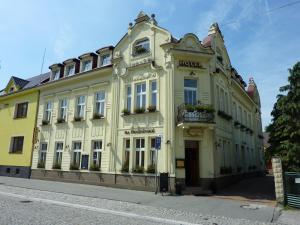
[185,141,199,186]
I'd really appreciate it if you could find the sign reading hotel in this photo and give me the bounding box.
[178,60,202,69]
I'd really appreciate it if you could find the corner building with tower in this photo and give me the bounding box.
[29,12,264,192]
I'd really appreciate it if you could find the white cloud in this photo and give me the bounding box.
[53,24,72,60]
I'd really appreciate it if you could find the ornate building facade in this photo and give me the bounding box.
[28,12,264,191]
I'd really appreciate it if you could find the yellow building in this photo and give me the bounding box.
[30,12,264,192]
[0,74,49,177]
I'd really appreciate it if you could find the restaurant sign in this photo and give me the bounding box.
[125,127,155,135]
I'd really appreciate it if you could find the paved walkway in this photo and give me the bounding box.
[213,175,276,206]
[0,176,280,223]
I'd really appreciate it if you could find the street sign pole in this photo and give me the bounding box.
[154,136,161,194]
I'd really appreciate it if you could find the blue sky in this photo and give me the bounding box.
[1,0,299,128]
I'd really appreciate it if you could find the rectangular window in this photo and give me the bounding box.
[92,140,102,168]
[59,99,67,120]
[10,136,24,153]
[136,83,146,109]
[124,139,130,168]
[126,86,132,111]
[95,91,105,116]
[150,80,157,107]
[150,138,156,166]
[66,65,75,76]
[54,142,63,166]
[233,102,237,120]
[184,79,197,105]
[44,101,52,122]
[135,138,145,167]
[238,106,242,122]
[225,92,228,114]
[220,89,225,111]
[38,143,47,167]
[15,102,28,119]
[134,39,150,55]
[72,142,82,166]
[82,60,92,72]
[100,54,111,66]
[76,96,85,118]
[52,70,60,80]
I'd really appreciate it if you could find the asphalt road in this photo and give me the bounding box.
[0,177,283,225]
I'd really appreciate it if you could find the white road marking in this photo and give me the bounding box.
[0,191,202,225]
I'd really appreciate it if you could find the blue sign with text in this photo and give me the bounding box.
[155,137,161,150]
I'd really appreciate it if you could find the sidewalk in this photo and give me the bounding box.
[277,210,300,225]
[0,176,280,223]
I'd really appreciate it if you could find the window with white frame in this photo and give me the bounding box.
[134,38,150,55]
[66,64,75,76]
[150,138,156,166]
[52,70,60,80]
[135,138,145,167]
[100,54,111,66]
[38,143,47,167]
[82,59,92,72]
[92,140,102,168]
[72,142,82,166]
[59,99,67,121]
[126,86,132,112]
[54,142,63,166]
[95,91,105,116]
[124,139,130,168]
[44,101,52,122]
[150,80,157,107]
[76,96,85,118]
[184,79,197,105]
[136,83,146,109]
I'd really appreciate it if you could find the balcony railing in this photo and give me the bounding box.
[177,103,215,124]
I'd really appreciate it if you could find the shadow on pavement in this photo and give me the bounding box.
[212,175,276,205]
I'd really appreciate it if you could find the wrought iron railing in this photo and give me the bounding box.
[177,103,215,123]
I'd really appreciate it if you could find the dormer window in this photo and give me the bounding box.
[82,60,92,72]
[66,64,75,76]
[134,38,150,56]
[100,54,111,66]
[9,87,14,93]
[52,70,60,81]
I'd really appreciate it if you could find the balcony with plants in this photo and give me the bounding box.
[177,103,215,124]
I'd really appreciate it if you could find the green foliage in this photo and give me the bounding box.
[267,62,300,172]
[122,108,131,115]
[146,164,156,173]
[132,166,144,173]
[89,164,100,171]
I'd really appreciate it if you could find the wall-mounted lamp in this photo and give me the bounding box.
[166,140,171,145]
[107,143,112,147]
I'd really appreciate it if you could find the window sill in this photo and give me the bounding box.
[72,119,85,123]
[131,51,151,59]
[13,117,27,120]
[56,121,67,125]
[121,110,159,117]
[9,151,23,154]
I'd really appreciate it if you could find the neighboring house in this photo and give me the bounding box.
[30,12,264,191]
[0,73,49,178]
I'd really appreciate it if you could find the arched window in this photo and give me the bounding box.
[133,38,150,56]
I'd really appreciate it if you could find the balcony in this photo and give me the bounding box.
[177,103,215,127]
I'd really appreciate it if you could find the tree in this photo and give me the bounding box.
[267,62,300,172]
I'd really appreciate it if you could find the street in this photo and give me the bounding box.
[0,176,283,225]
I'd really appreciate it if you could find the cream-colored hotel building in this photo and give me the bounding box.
[31,12,264,191]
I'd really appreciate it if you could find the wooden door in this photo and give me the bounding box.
[185,141,199,186]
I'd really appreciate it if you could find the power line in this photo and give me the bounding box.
[221,0,300,26]
[40,48,46,75]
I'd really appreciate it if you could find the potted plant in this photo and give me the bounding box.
[146,164,156,174]
[52,163,61,170]
[37,162,45,169]
[121,164,129,173]
[70,163,80,170]
[195,105,215,113]
[93,113,103,120]
[57,118,65,124]
[147,105,156,112]
[135,46,147,54]
[134,108,145,114]
[89,164,100,171]
[122,109,130,116]
[185,104,195,112]
[42,120,49,125]
[132,166,144,173]
[73,116,83,122]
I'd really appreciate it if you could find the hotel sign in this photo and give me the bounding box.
[179,60,202,69]
[125,128,155,135]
